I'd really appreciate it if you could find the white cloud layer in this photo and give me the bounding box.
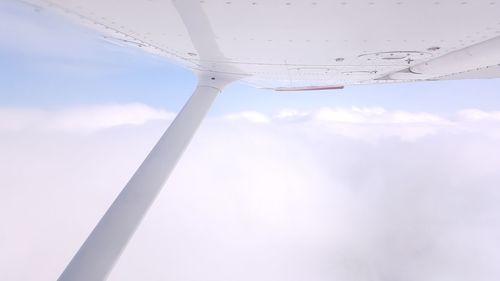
[1,104,500,281]
[0,104,172,133]
[226,106,500,141]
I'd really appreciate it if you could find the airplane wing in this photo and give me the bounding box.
[22,0,500,90]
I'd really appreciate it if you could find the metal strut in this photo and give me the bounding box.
[58,74,234,281]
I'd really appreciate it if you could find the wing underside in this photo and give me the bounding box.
[21,0,500,89]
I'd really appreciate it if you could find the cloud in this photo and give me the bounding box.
[0,104,172,133]
[1,105,500,281]
[224,111,271,124]
[224,106,500,141]
[458,108,500,122]
[314,106,450,125]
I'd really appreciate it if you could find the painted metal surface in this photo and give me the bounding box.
[57,75,233,281]
[22,0,500,89]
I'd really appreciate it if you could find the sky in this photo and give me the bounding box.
[1,1,500,280]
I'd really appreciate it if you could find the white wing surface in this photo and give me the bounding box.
[22,0,500,90]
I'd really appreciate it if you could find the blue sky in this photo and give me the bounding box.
[1,0,500,115]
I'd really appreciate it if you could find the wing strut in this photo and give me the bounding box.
[58,74,235,281]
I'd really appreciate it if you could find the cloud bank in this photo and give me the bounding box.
[0,104,172,133]
[1,104,500,281]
